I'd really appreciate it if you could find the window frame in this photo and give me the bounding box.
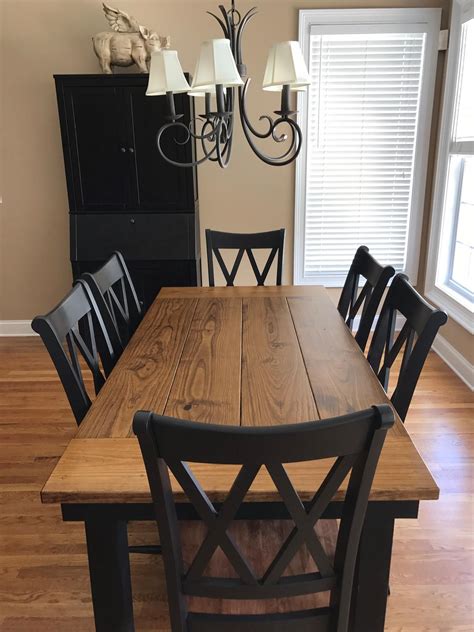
[294,8,442,287]
[425,0,474,333]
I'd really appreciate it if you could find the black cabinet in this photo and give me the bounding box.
[55,74,200,308]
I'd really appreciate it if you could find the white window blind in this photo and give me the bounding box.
[295,9,441,286]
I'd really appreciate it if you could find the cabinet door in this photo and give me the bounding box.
[126,87,196,212]
[64,86,133,212]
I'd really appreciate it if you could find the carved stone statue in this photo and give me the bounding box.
[92,3,171,74]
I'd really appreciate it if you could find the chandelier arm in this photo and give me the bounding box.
[201,120,222,162]
[215,119,232,169]
[219,5,234,50]
[157,122,219,168]
[199,116,233,164]
[271,122,299,159]
[200,119,220,160]
[225,107,235,142]
[214,116,234,162]
[206,11,230,38]
[240,115,303,167]
[235,7,258,65]
[238,79,276,139]
[172,117,219,144]
[270,123,289,144]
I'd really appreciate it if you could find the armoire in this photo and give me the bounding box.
[54,73,200,309]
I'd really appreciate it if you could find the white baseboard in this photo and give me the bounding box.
[0,320,36,336]
[432,333,474,391]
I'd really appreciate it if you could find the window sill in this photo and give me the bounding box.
[426,283,474,334]
[295,275,346,287]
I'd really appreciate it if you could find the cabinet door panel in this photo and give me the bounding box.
[72,213,194,261]
[65,86,131,211]
[127,88,196,211]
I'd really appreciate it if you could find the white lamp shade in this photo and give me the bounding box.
[263,41,311,92]
[192,39,244,89]
[146,50,190,96]
[188,84,216,98]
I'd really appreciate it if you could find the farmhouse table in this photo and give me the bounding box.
[41,286,439,632]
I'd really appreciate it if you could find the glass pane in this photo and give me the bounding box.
[454,19,474,141]
[451,157,474,295]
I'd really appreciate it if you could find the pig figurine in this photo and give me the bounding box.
[92,3,171,74]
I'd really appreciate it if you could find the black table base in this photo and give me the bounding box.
[61,500,419,632]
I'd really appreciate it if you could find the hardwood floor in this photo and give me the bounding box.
[0,337,472,631]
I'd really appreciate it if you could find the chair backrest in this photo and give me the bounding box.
[31,281,116,425]
[206,229,285,286]
[337,246,395,352]
[367,274,448,421]
[80,251,142,350]
[134,405,394,632]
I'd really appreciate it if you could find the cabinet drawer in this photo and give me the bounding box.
[71,213,195,261]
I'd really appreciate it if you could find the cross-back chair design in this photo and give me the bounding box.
[80,251,142,352]
[367,274,448,421]
[337,246,395,352]
[206,229,285,286]
[31,281,117,425]
[134,405,394,632]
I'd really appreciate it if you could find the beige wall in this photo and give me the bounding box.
[0,0,471,361]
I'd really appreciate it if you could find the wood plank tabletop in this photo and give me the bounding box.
[42,285,439,504]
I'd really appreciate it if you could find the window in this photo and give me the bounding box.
[295,9,441,286]
[426,0,474,332]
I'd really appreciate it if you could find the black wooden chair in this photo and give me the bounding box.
[31,281,117,425]
[206,229,285,286]
[134,405,394,632]
[367,274,448,421]
[337,246,395,352]
[79,251,142,353]
[32,281,162,556]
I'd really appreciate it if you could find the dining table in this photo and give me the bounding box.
[41,285,439,632]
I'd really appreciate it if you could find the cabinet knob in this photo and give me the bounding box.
[120,147,126,153]
[128,147,135,154]
[130,218,135,224]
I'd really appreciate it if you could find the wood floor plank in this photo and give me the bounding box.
[164,298,242,424]
[241,296,319,426]
[76,298,197,438]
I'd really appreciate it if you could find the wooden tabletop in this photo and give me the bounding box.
[41,286,439,504]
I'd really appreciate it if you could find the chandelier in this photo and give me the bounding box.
[145,0,311,169]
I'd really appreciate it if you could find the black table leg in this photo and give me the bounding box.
[351,507,395,632]
[84,516,135,632]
